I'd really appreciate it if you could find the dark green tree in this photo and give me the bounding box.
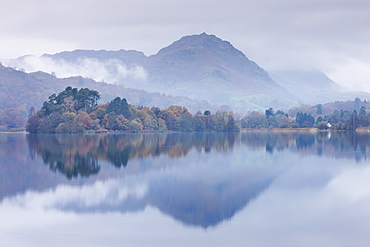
[204,110,213,131]
[226,113,239,132]
[359,106,366,116]
[75,88,100,113]
[346,112,359,130]
[106,97,130,119]
[265,108,274,117]
[354,97,361,112]
[295,112,314,127]
[316,104,323,115]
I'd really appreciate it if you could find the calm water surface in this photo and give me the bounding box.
[1,131,370,247]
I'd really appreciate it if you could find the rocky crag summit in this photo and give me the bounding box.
[141,33,298,110]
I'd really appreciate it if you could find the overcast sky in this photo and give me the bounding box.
[1,0,370,91]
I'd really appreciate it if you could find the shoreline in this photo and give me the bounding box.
[241,128,319,132]
[355,127,370,133]
[2,127,370,134]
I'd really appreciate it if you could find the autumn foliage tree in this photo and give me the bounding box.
[26,87,240,133]
[27,88,370,133]
[28,87,100,133]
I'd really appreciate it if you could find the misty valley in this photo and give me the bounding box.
[1,131,370,246]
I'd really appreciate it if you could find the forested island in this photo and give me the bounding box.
[26,87,370,133]
[26,87,239,133]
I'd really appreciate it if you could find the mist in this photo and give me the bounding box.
[3,56,147,85]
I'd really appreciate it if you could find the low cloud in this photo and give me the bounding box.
[3,56,147,84]
[3,179,148,211]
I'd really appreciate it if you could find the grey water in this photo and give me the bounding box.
[1,131,370,247]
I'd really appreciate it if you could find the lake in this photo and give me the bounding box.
[1,131,370,247]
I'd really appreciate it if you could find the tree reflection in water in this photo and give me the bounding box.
[240,131,370,161]
[26,133,239,179]
[26,134,100,179]
[12,131,370,229]
[26,131,370,179]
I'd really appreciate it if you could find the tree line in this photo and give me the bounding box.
[241,106,370,130]
[27,87,239,133]
[26,87,370,133]
[27,132,238,178]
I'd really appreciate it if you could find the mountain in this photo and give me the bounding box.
[270,69,370,105]
[4,33,301,111]
[1,132,285,228]
[141,33,299,110]
[3,32,370,118]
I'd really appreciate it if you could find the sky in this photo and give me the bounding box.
[1,0,370,91]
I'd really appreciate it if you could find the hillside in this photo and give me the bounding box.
[0,64,206,130]
[141,33,299,110]
[270,69,370,104]
[3,32,370,131]
[4,33,301,111]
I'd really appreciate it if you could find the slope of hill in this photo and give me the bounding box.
[29,70,199,109]
[3,33,301,111]
[0,64,206,130]
[141,33,299,110]
[4,32,370,117]
[270,69,370,104]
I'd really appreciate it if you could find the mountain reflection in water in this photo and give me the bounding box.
[1,131,370,230]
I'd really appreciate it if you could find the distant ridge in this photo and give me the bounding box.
[270,69,370,105]
[42,49,147,66]
[3,33,300,111]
